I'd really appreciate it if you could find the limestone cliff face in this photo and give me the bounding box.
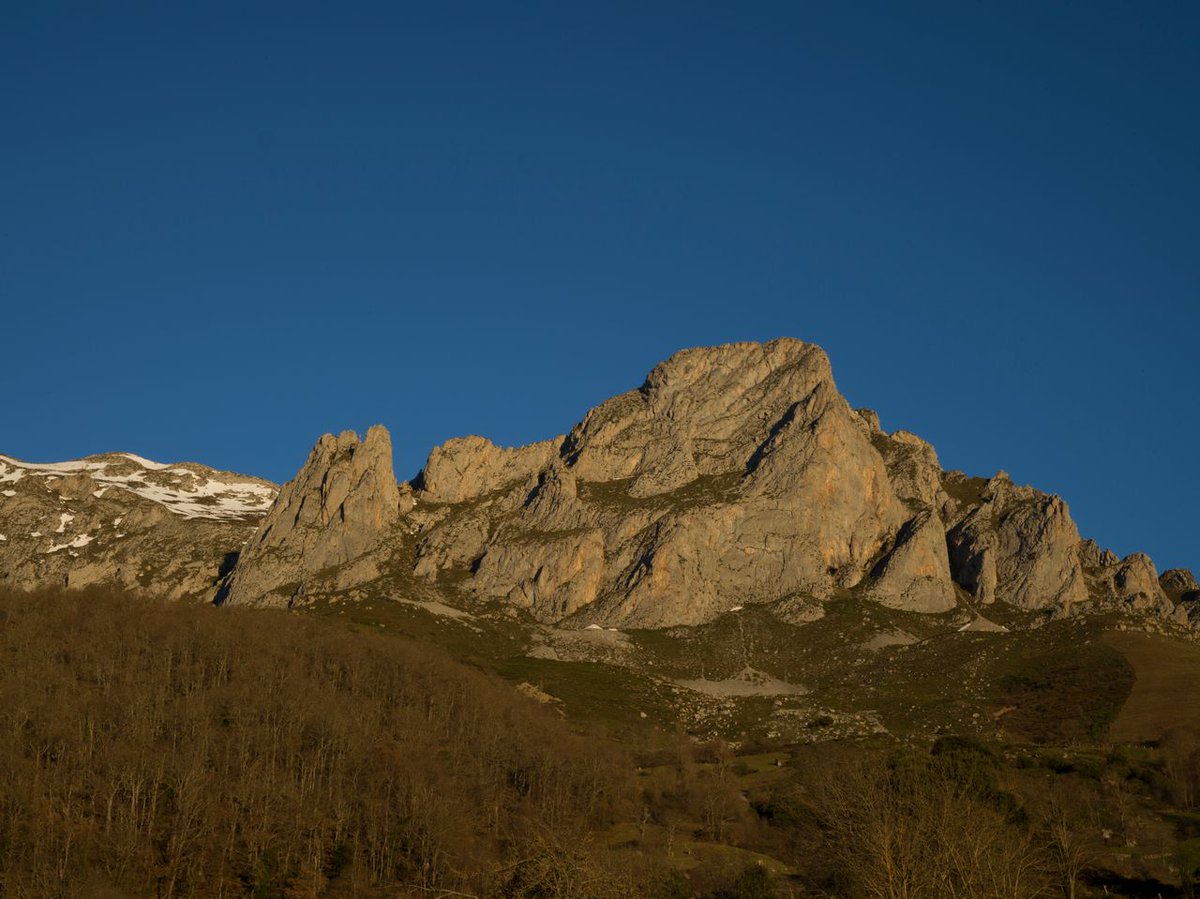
[865,510,958,613]
[27,337,1184,632]
[945,473,1087,611]
[222,426,400,607]
[407,338,960,626]
[564,340,833,484]
[416,436,560,505]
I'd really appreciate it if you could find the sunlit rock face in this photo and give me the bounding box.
[945,472,1087,611]
[404,338,961,626]
[223,426,400,608]
[12,337,1187,632]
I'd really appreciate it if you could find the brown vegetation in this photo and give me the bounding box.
[4,588,1200,897]
[0,588,629,897]
[1105,631,1200,743]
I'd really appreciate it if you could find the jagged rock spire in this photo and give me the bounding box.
[223,425,400,607]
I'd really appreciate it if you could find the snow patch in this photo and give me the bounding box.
[45,533,95,554]
[391,596,476,622]
[55,512,74,533]
[0,455,90,475]
[1,490,15,498]
[0,462,26,485]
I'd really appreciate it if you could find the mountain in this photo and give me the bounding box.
[0,451,275,600]
[5,340,1199,899]
[1,338,1194,634]
[222,338,1194,631]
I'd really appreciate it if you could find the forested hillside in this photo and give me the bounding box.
[0,589,630,897]
[3,590,1200,898]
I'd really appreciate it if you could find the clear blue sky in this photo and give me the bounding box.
[2,3,1197,572]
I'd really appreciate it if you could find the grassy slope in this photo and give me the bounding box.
[1106,630,1200,743]
[301,577,1187,753]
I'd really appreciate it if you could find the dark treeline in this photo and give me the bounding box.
[2,589,1199,897]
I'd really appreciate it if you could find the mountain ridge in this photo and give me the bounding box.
[222,337,1195,633]
[1,337,1194,634]
[0,451,275,600]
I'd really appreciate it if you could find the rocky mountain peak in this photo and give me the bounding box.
[216,337,1187,630]
[222,425,401,607]
[402,338,961,626]
[3,338,1192,636]
[564,337,835,485]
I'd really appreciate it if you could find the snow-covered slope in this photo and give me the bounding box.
[0,451,278,601]
[0,453,276,521]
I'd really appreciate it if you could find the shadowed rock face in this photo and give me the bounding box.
[1161,568,1200,604]
[222,426,400,607]
[1162,569,1200,627]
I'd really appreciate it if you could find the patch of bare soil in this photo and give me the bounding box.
[674,666,807,697]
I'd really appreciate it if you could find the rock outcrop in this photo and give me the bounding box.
[222,426,400,607]
[1161,568,1200,604]
[865,510,958,612]
[1069,536,1195,617]
[407,339,959,626]
[1165,568,1200,628]
[945,473,1087,610]
[1109,553,1173,615]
